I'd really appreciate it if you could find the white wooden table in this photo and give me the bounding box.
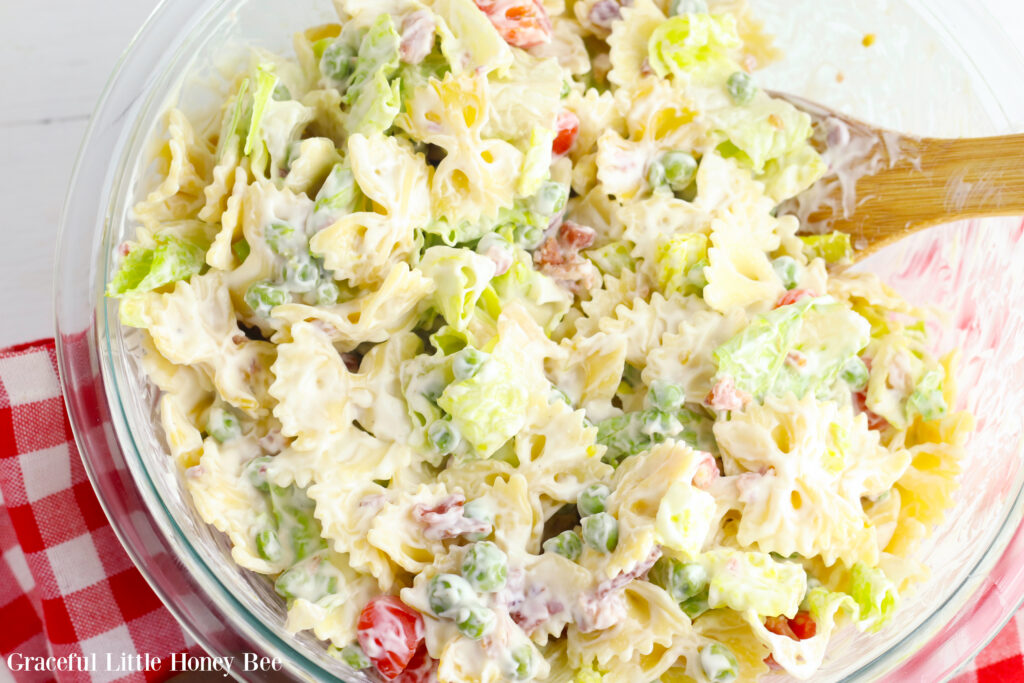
[1,1,1023,680]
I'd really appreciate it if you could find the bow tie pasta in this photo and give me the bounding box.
[107,0,974,680]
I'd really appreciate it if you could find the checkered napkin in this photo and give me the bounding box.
[0,339,200,683]
[0,338,1022,682]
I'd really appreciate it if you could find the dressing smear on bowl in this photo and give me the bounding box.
[106,0,973,680]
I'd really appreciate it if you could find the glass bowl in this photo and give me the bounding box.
[53,0,1024,680]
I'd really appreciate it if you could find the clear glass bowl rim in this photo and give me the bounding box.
[52,0,1024,680]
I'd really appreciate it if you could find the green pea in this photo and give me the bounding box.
[455,603,496,640]
[427,420,461,455]
[462,541,508,592]
[680,591,710,619]
[284,257,319,292]
[647,160,668,190]
[288,506,327,561]
[502,644,535,681]
[647,380,686,412]
[543,530,583,561]
[244,456,274,492]
[700,642,739,683]
[313,279,340,305]
[427,573,476,618]
[661,151,698,193]
[337,644,371,670]
[726,71,757,106]
[532,181,569,216]
[771,255,800,290]
[462,499,494,541]
[274,555,338,602]
[514,223,544,250]
[245,281,288,316]
[582,512,619,553]
[648,557,708,603]
[255,528,282,562]
[206,405,241,443]
[561,80,572,99]
[669,0,707,15]
[577,484,610,517]
[272,83,291,101]
[841,356,870,390]
[264,223,297,256]
[453,347,486,381]
[320,41,356,84]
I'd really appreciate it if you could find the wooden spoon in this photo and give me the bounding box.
[773,91,1024,260]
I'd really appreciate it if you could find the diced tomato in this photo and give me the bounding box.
[474,0,552,48]
[357,596,425,680]
[393,643,437,683]
[552,109,580,157]
[774,288,815,308]
[764,611,816,641]
[788,610,817,639]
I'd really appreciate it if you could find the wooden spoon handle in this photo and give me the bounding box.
[830,133,1024,253]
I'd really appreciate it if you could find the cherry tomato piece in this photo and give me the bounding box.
[552,109,580,157]
[357,596,425,680]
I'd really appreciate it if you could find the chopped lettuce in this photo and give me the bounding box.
[401,351,454,431]
[713,296,871,401]
[245,64,279,156]
[648,13,742,86]
[518,126,556,197]
[800,231,853,264]
[345,15,402,135]
[489,247,572,334]
[107,233,206,297]
[654,233,709,296]
[217,78,251,158]
[313,161,362,216]
[865,336,948,429]
[758,143,827,203]
[419,246,497,331]
[907,369,947,421]
[711,97,815,174]
[701,549,806,617]
[584,241,634,277]
[597,407,713,466]
[438,354,529,458]
[850,562,898,633]
[432,0,513,76]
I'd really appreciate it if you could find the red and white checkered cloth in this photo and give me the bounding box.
[0,337,1021,682]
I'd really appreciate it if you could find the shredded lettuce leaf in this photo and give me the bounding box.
[800,232,853,264]
[489,247,572,334]
[713,296,871,401]
[648,13,742,86]
[438,354,529,458]
[345,15,402,135]
[654,233,709,296]
[597,407,714,466]
[107,233,206,297]
[245,64,279,156]
[701,549,806,618]
[850,562,898,633]
[585,241,634,277]
[419,246,497,331]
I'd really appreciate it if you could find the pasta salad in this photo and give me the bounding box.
[107,0,974,680]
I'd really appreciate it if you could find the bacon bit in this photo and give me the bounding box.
[768,114,785,130]
[595,546,662,598]
[474,0,552,48]
[575,590,627,633]
[558,220,596,250]
[258,429,286,454]
[853,390,888,431]
[534,220,599,295]
[588,0,623,30]
[692,452,720,489]
[495,568,562,635]
[359,494,388,512]
[786,350,808,368]
[552,109,580,157]
[765,654,782,669]
[311,319,341,337]
[885,352,914,394]
[231,333,247,345]
[775,288,816,308]
[706,376,752,411]
[413,494,492,540]
[483,245,513,276]
[639,57,654,77]
[399,11,435,65]
[341,351,362,373]
[118,242,132,257]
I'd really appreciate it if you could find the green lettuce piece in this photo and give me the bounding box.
[713,296,871,400]
[319,24,362,88]
[850,562,898,633]
[245,64,279,156]
[313,161,362,215]
[654,233,708,296]
[597,407,714,466]
[648,13,742,86]
[907,369,947,422]
[800,231,853,263]
[345,15,402,135]
[425,204,546,246]
[438,355,529,458]
[489,248,572,334]
[401,352,456,431]
[419,246,497,331]
[399,49,452,103]
[701,549,806,618]
[711,97,816,174]
[518,126,556,197]
[585,241,634,277]
[107,233,205,297]
[217,78,251,158]
[758,143,827,203]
